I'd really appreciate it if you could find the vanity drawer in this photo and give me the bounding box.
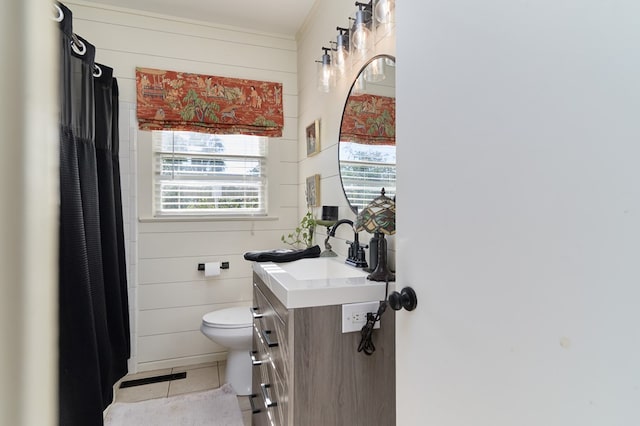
[253,283,289,379]
[258,358,288,426]
[253,273,288,323]
[252,273,294,425]
[250,335,267,425]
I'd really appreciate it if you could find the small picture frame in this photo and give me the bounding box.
[306,119,320,157]
[306,174,320,207]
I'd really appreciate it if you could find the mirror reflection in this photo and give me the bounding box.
[339,55,396,213]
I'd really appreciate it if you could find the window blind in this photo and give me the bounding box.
[153,131,267,216]
[339,161,396,212]
[339,140,395,212]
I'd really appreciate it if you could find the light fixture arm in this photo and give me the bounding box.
[354,1,373,24]
[315,46,332,65]
[355,1,373,13]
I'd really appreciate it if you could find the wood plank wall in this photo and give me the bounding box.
[67,0,300,372]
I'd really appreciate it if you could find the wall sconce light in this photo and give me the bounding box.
[373,0,395,42]
[314,0,395,91]
[355,188,395,282]
[332,27,350,78]
[373,0,396,25]
[350,1,373,60]
[374,0,394,23]
[316,46,335,93]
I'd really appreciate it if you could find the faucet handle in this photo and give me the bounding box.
[346,240,368,249]
[344,240,368,268]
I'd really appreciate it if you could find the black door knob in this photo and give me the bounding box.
[388,287,417,311]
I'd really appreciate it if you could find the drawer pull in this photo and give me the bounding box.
[261,329,279,347]
[250,350,263,366]
[248,393,261,414]
[260,383,278,407]
[250,306,263,319]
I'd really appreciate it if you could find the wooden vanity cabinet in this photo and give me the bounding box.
[251,272,395,426]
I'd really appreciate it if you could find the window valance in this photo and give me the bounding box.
[340,93,395,146]
[136,67,284,137]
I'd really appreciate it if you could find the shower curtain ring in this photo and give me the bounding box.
[93,64,103,78]
[53,4,64,22]
[71,34,86,56]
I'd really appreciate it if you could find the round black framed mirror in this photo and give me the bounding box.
[338,54,396,214]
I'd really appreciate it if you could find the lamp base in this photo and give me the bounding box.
[366,234,395,282]
[367,269,395,282]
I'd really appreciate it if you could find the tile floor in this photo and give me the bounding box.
[110,361,252,425]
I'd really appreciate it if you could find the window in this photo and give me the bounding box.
[339,141,396,212]
[153,131,268,216]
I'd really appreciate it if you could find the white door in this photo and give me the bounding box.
[0,0,57,425]
[396,1,640,425]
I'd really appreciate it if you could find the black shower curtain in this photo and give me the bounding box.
[94,63,131,381]
[57,2,130,425]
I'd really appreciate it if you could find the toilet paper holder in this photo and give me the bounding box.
[197,262,229,271]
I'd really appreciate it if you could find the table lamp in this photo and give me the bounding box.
[355,188,395,281]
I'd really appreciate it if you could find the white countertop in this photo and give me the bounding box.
[252,257,391,309]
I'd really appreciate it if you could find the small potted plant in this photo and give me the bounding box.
[281,210,317,248]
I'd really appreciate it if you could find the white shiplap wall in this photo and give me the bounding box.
[67,0,300,372]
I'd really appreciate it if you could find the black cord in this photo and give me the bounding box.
[357,276,390,356]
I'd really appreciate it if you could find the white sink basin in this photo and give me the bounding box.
[252,257,389,308]
[277,258,369,280]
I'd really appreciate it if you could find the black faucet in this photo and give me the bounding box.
[328,219,368,268]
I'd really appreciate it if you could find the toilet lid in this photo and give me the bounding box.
[202,307,252,329]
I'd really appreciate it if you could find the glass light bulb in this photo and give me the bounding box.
[352,23,371,52]
[375,0,393,24]
[374,0,395,42]
[317,61,334,93]
[333,46,349,77]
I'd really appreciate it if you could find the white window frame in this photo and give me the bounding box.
[152,131,268,217]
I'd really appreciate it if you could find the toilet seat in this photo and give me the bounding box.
[202,307,252,329]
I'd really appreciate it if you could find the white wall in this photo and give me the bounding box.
[68,0,300,372]
[397,1,640,425]
[116,100,138,371]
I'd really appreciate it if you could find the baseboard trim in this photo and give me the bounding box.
[135,352,227,373]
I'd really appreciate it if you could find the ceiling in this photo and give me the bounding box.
[81,0,316,36]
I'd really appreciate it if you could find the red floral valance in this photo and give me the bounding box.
[340,93,395,145]
[136,67,283,137]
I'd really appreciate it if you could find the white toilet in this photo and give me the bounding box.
[200,306,253,395]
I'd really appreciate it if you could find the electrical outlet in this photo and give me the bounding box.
[342,301,382,333]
